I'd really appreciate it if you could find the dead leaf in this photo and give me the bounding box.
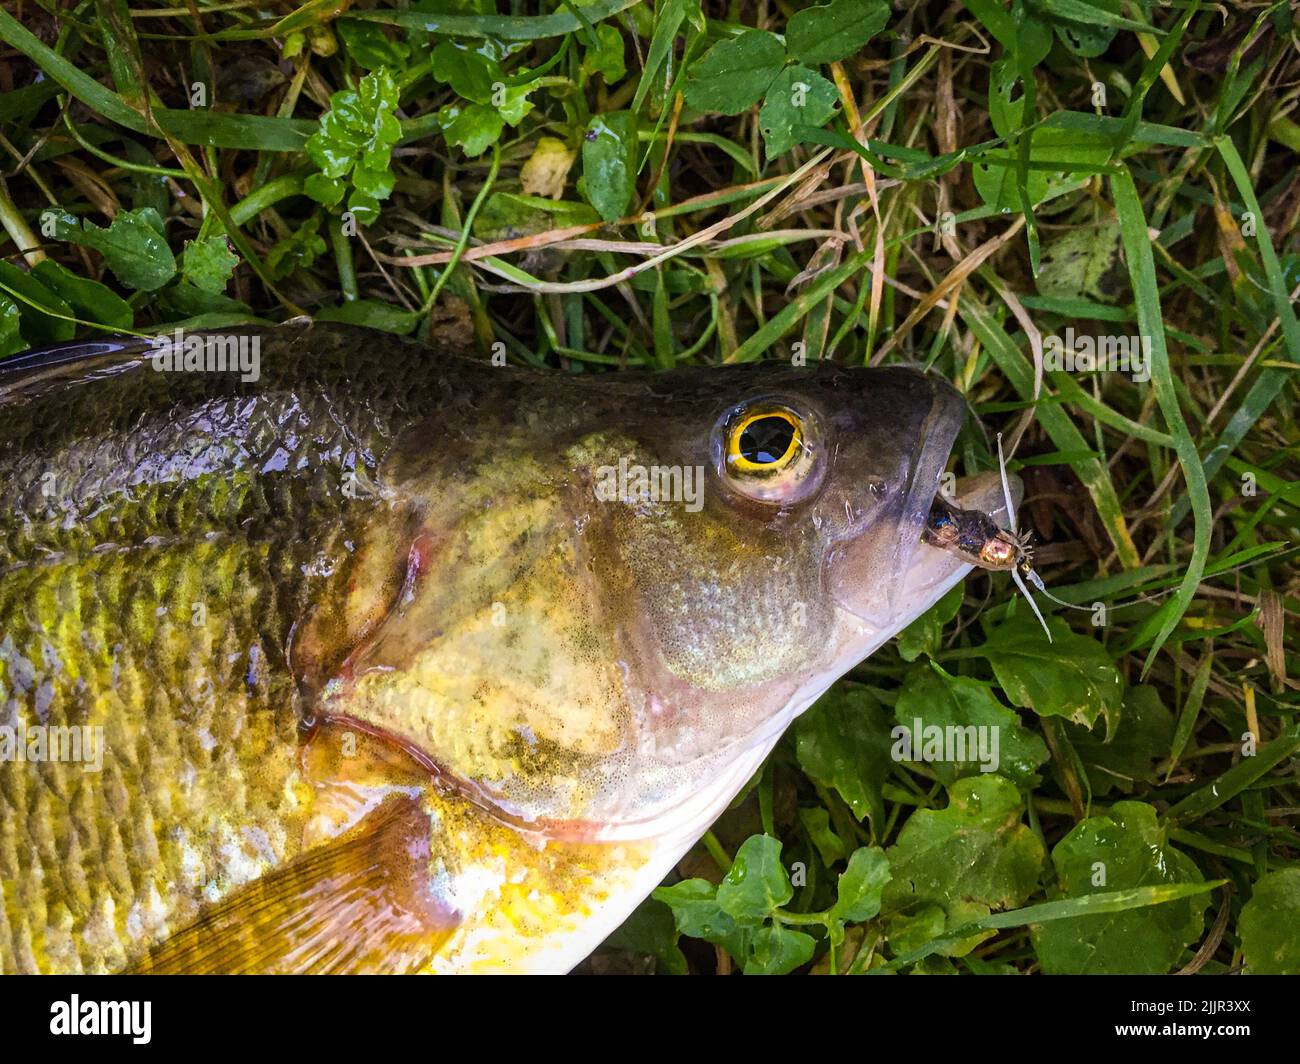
[520,136,576,200]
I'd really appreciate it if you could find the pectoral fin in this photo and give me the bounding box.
[128,796,458,975]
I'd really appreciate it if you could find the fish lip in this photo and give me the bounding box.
[827,372,966,624]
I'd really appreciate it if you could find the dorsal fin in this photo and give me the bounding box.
[0,336,152,399]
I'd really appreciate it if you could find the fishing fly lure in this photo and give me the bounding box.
[922,435,1055,641]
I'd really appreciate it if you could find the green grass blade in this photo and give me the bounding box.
[1164,135,1300,526]
[340,0,642,41]
[1164,725,1300,824]
[872,881,1223,972]
[960,295,1141,567]
[1110,167,1213,674]
[0,9,315,151]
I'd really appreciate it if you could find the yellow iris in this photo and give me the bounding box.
[725,408,803,477]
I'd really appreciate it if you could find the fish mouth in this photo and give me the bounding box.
[827,378,967,626]
[652,472,1025,838]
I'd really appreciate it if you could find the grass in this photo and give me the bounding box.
[0,0,1297,975]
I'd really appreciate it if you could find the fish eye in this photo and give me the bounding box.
[729,410,801,473]
[715,401,823,505]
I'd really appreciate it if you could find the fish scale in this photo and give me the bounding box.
[0,328,466,972]
[0,533,320,972]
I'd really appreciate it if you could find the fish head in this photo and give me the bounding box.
[319,359,993,843]
[573,361,965,692]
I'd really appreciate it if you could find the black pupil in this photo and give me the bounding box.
[739,416,795,465]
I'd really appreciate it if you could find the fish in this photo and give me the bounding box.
[0,322,1018,974]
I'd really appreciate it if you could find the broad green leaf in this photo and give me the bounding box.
[795,686,894,831]
[745,925,816,975]
[1032,802,1207,974]
[430,39,499,103]
[831,847,891,924]
[896,582,963,662]
[1036,220,1124,303]
[785,0,890,66]
[716,835,793,922]
[582,23,627,83]
[883,775,1045,955]
[600,898,688,975]
[972,126,1112,212]
[887,904,947,956]
[303,173,346,207]
[348,190,383,225]
[438,101,505,157]
[0,261,76,343]
[475,191,599,242]
[0,294,25,356]
[429,39,534,123]
[337,21,410,70]
[682,29,785,115]
[1239,868,1300,975]
[182,236,239,295]
[266,216,328,280]
[881,881,1220,972]
[1052,6,1120,58]
[893,664,1049,787]
[580,110,638,223]
[798,806,848,866]
[30,259,132,329]
[1035,0,1135,59]
[758,66,838,157]
[961,2,1053,62]
[49,208,176,292]
[988,56,1026,141]
[1038,0,1153,37]
[979,613,1124,732]
[157,281,252,320]
[353,164,396,201]
[958,0,1011,53]
[1065,684,1173,796]
[653,879,752,962]
[306,68,402,210]
[496,84,536,128]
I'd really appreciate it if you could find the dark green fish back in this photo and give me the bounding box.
[2,327,444,566]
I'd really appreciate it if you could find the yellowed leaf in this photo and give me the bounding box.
[520,136,575,200]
